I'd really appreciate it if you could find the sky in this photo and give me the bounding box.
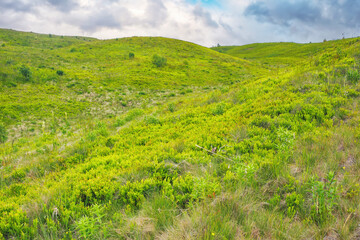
[0,0,360,47]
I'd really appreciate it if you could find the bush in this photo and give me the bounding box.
[0,123,7,143]
[310,171,338,225]
[145,116,161,125]
[347,69,360,83]
[152,54,167,67]
[212,103,226,115]
[56,70,64,76]
[129,52,135,59]
[168,103,175,112]
[75,204,108,239]
[19,65,31,81]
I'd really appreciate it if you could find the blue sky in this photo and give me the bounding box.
[0,0,359,46]
[186,0,222,7]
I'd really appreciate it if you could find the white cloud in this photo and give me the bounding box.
[0,0,359,47]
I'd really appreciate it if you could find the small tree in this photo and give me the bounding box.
[152,54,167,67]
[0,123,7,143]
[19,65,31,81]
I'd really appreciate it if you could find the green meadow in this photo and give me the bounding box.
[1,29,360,239]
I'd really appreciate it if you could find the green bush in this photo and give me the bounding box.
[145,116,161,125]
[310,171,338,225]
[75,204,108,239]
[286,192,304,219]
[168,103,175,112]
[19,65,31,81]
[0,123,7,143]
[347,69,360,83]
[152,54,167,67]
[129,52,135,59]
[212,103,226,115]
[56,70,64,76]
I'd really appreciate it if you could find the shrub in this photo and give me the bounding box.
[56,70,64,76]
[152,54,167,67]
[75,204,108,239]
[347,69,360,83]
[129,52,135,59]
[145,116,161,125]
[212,103,226,115]
[286,192,304,219]
[19,65,31,81]
[310,171,338,225]
[168,103,175,112]
[0,123,7,143]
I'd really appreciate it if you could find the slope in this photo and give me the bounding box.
[0,29,260,128]
[212,39,359,69]
[1,30,360,239]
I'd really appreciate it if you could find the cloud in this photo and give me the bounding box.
[0,0,35,12]
[245,0,360,31]
[193,5,219,28]
[46,0,78,12]
[144,0,168,27]
[245,1,321,26]
[75,11,122,32]
[0,0,359,46]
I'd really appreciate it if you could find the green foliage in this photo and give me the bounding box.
[1,29,360,239]
[346,69,360,83]
[276,127,295,151]
[152,54,167,67]
[56,70,64,76]
[286,192,304,219]
[0,123,7,143]
[75,204,108,239]
[310,171,338,225]
[115,108,144,127]
[211,102,226,115]
[129,52,135,59]
[145,116,161,125]
[19,65,31,81]
[168,103,176,112]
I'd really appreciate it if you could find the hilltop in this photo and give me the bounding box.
[1,29,360,239]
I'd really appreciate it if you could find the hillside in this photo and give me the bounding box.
[1,29,360,239]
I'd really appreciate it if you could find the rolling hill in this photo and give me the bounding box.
[1,29,360,239]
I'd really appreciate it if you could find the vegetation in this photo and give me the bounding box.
[152,54,167,67]
[1,28,360,239]
[0,123,7,143]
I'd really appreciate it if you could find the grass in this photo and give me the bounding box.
[1,29,360,239]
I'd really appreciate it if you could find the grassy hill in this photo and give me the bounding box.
[1,29,360,239]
